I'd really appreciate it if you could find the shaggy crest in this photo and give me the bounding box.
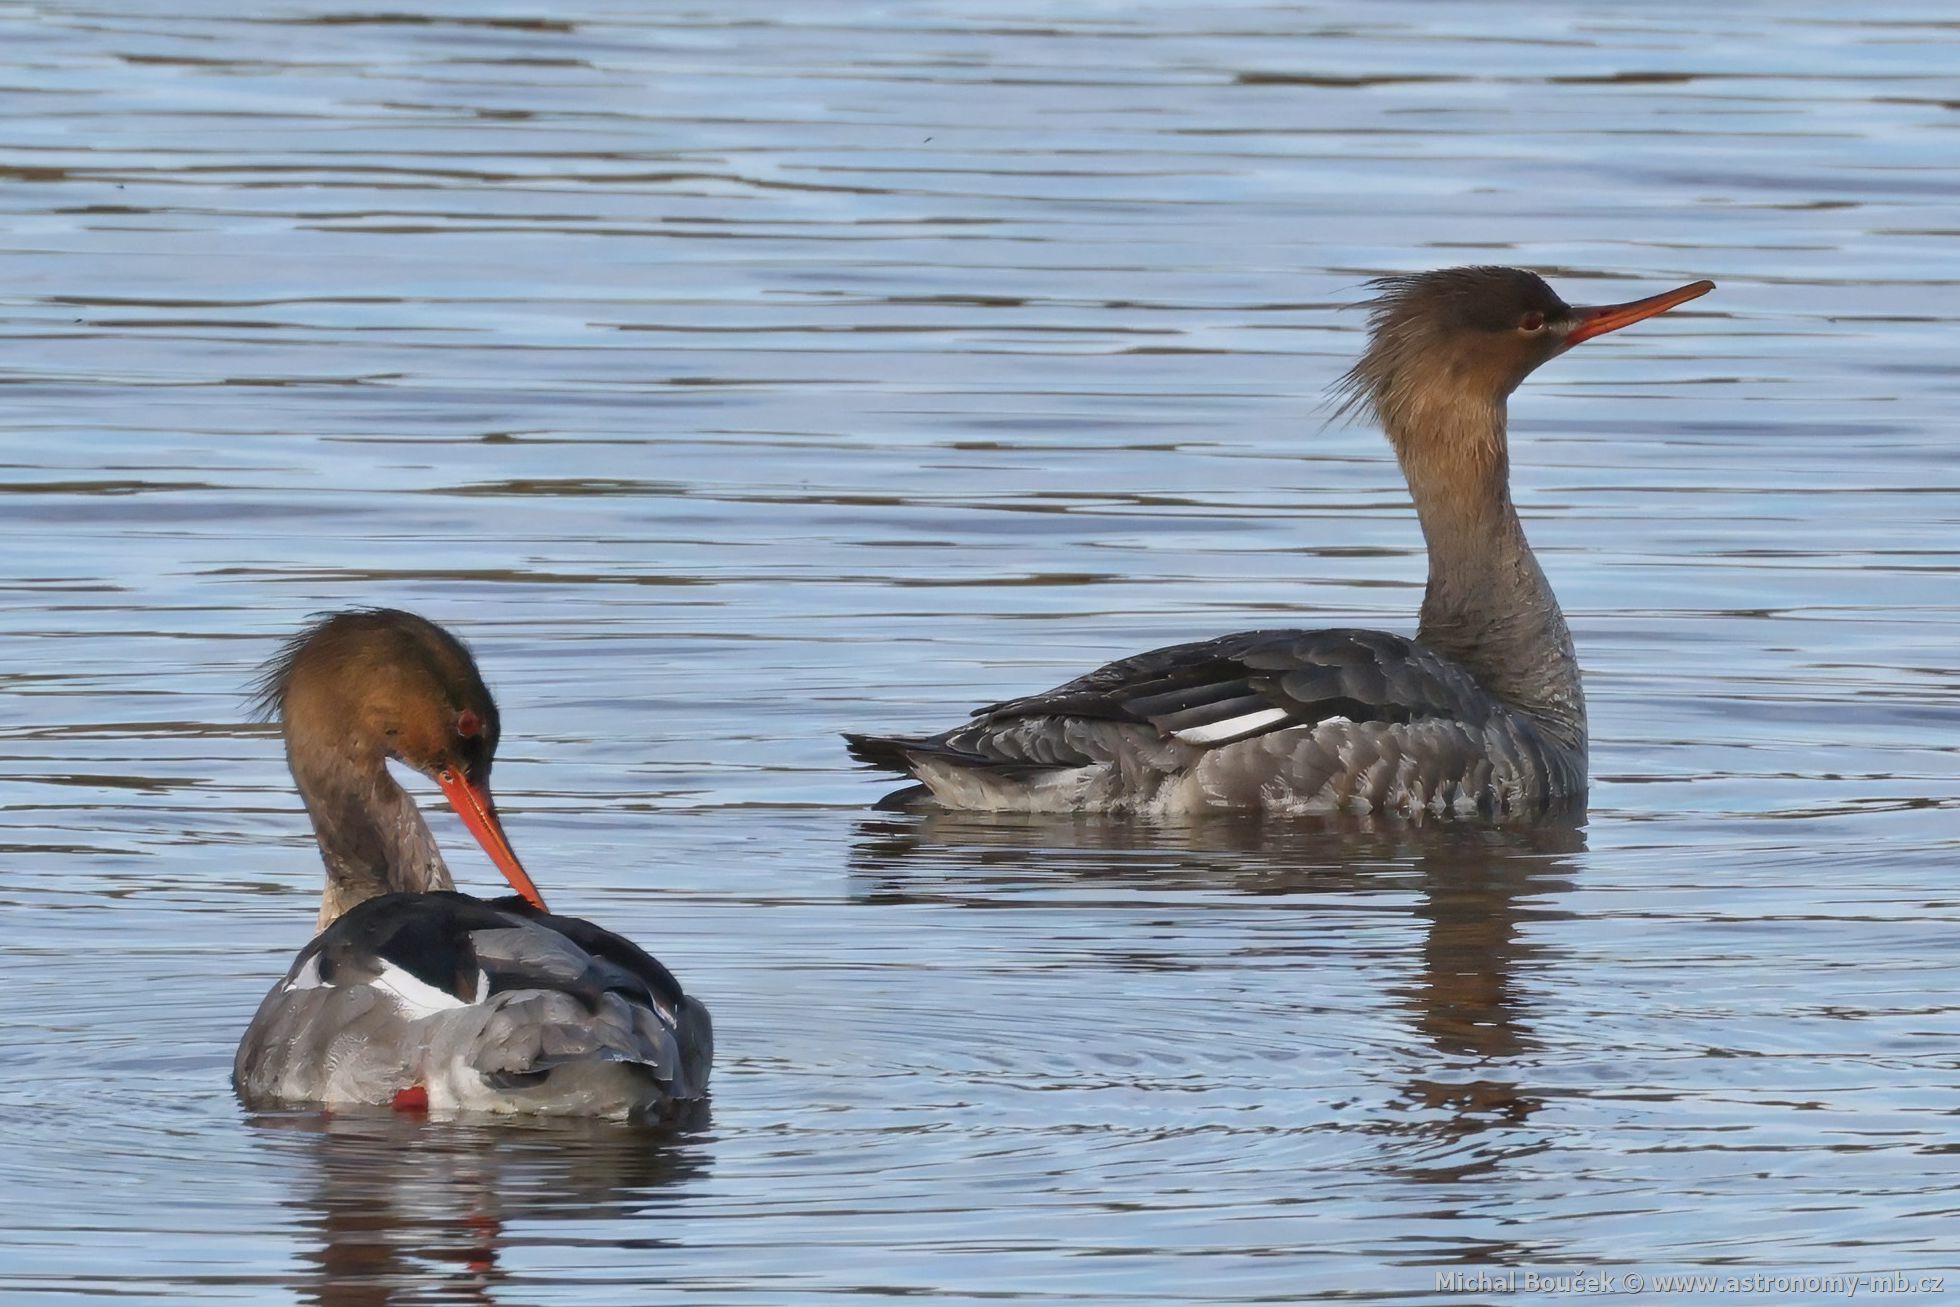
[1327,266,1572,433]
[249,607,495,741]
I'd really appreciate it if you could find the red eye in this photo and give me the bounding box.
[1520,311,1546,332]
[456,709,482,739]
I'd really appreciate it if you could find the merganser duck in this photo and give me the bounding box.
[846,267,1713,815]
[234,608,711,1120]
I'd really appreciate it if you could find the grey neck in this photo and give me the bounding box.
[289,755,455,931]
[1394,404,1587,755]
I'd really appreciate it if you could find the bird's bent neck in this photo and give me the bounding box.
[1389,399,1586,755]
[287,749,455,932]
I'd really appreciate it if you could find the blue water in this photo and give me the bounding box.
[1,2,1956,1303]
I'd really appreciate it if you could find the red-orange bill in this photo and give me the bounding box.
[435,768,549,912]
[1564,279,1714,348]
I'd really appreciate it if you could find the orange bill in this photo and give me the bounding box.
[436,768,549,912]
[1563,279,1715,348]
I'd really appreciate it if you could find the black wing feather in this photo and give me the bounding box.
[295,891,691,1015]
[302,891,509,996]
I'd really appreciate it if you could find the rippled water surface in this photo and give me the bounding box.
[2,2,1957,1303]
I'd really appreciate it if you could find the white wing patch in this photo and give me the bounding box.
[1172,707,1292,746]
[372,960,469,1017]
[284,955,324,991]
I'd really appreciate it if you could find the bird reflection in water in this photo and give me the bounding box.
[245,1107,709,1306]
[1393,812,1580,1172]
[850,806,1582,1179]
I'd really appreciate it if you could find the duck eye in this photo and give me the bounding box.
[456,709,482,739]
[1519,311,1546,332]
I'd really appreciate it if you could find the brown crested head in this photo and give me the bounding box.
[1331,266,1714,449]
[1332,267,1576,440]
[254,608,546,912]
[253,607,499,787]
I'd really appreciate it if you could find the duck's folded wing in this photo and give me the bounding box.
[463,899,709,1095]
[848,627,1489,772]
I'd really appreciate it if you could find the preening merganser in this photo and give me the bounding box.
[234,609,711,1121]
